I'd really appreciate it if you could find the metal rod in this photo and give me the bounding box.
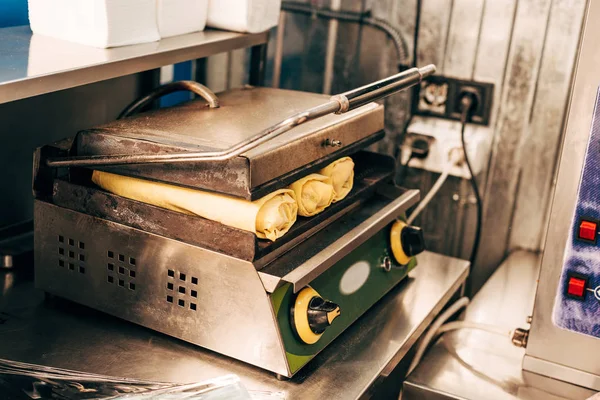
[46,65,435,168]
[323,0,342,94]
[249,43,268,86]
[272,11,286,88]
[338,64,435,111]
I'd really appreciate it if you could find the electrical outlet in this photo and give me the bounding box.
[403,117,494,179]
[413,76,494,126]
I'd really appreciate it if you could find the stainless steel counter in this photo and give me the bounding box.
[403,250,598,400]
[0,25,268,105]
[0,251,467,399]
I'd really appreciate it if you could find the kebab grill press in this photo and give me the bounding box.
[32,65,435,378]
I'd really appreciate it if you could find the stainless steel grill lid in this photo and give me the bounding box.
[73,87,385,199]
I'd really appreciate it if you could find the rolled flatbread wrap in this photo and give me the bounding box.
[92,170,298,241]
[289,173,335,217]
[319,157,355,202]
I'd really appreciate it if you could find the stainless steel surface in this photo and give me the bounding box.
[403,251,597,400]
[34,200,291,377]
[525,0,600,389]
[0,26,269,105]
[46,67,434,169]
[47,100,341,167]
[523,357,600,394]
[50,86,385,197]
[0,251,467,399]
[279,189,420,293]
[35,178,418,377]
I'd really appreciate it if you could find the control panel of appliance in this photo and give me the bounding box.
[553,88,600,338]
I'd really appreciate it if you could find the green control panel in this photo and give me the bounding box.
[270,223,418,374]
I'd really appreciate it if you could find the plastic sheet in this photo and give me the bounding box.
[0,358,253,399]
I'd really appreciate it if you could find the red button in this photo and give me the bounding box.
[567,277,586,298]
[579,220,597,241]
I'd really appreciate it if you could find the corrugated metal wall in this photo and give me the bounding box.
[246,0,587,293]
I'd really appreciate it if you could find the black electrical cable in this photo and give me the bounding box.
[281,1,410,70]
[398,154,416,185]
[459,94,483,272]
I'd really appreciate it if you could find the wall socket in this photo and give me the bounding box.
[412,76,494,126]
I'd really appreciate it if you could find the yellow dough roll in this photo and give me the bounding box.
[91,170,298,241]
[289,173,335,217]
[319,156,355,202]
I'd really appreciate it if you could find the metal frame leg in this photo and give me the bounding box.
[249,43,268,86]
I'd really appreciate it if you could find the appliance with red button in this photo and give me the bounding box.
[578,219,597,242]
[524,3,600,390]
[566,273,587,299]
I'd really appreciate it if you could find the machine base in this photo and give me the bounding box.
[523,355,600,392]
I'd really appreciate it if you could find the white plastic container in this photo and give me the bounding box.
[207,0,282,33]
[28,0,160,48]
[157,0,209,38]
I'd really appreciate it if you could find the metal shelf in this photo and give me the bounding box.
[0,25,269,105]
[0,251,468,399]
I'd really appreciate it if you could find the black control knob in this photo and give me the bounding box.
[307,296,341,334]
[401,225,426,257]
[291,287,341,344]
[390,220,426,265]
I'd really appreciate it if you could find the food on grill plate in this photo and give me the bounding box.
[92,170,298,241]
[320,157,355,202]
[289,173,335,217]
